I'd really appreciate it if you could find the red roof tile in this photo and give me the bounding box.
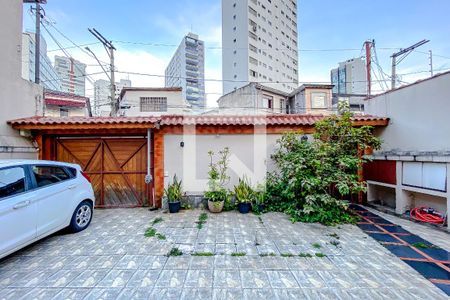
[160,114,387,126]
[8,116,159,126]
[8,114,388,128]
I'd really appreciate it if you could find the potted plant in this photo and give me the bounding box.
[205,148,230,213]
[253,184,266,213]
[234,177,253,214]
[165,175,183,213]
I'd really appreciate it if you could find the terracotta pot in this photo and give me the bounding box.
[208,200,224,213]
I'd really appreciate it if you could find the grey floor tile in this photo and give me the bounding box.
[155,270,187,288]
[213,270,241,288]
[267,271,299,289]
[66,269,109,288]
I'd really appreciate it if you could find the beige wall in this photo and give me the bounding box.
[163,133,284,194]
[365,72,450,152]
[304,88,333,114]
[121,90,190,116]
[0,1,43,159]
[45,106,86,117]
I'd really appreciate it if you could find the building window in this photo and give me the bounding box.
[249,69,257,77]
[262,95,273,110]
[140,97,168,112]
[311,92,327,109]
[249,56,258,65]
[280,99,285,113]
[60,108,69,117]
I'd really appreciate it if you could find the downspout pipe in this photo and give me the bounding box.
[146,128,156,209]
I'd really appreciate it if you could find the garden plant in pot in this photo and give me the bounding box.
[205,148,230,213]
[234,177,254,214]
[165,175,183,213]
[252,183,266,213]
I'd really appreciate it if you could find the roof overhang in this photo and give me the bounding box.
[8,114,389,132]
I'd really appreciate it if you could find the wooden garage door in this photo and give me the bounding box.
[56,138,153,208]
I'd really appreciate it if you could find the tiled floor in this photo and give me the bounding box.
[353,205,450,296]
[0,208,448,299]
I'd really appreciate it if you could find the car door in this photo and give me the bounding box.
[30,164,76,236]
[0,165,37,256]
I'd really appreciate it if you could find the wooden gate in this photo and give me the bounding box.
[55,137,153,208]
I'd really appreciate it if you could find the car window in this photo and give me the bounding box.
[0,167,26,199]
[31,165,71,188]
[66,167,77,178]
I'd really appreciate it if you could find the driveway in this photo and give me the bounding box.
[0,208,447,299]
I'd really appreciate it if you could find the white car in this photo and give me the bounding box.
[0,160,95,259]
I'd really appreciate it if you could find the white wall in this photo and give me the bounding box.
[365,72,450,152]
[163,133,283,194]
[121,90,190,116]
[0,1,43,159]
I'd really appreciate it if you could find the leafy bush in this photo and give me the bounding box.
[205,148,231,203]
[266,112,381,225]
[205,148,235,211]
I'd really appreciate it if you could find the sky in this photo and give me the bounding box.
[23,0,450,107]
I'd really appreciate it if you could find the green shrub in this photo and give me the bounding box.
[265,112,380,225]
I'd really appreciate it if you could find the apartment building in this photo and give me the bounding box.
[94,79,132,116]
[165,33,206,109]
[222,0,299,95]
[54,55,87,96]
[330,57,367,112]
[22,32,62,91]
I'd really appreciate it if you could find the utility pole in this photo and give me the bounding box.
[88,28,117,116]
[391,39,430,89]
[364,40,373,97]
[429,50,434,77]
[34,1,42,84]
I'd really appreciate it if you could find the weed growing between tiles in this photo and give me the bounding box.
[191,252,215,256]
[145,217,166,240]
[196,212,208,229]
[230,252,247,257]
[167,247,183,257]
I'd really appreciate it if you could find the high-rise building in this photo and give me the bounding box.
[165,33,206,109]
[21,32,62,91]
[94,79,132,116]
[330,57,367,112]
[222,0,299,95]
[54,55,87,96]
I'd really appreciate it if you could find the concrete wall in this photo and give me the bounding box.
[121,90,190,116]
[45,106,86,117]
[0,1,43,159]
[163,133,283,193]
[291,87,333,114]
[365,73,450,228]
[365,72,450,152]
[218,84,286,114]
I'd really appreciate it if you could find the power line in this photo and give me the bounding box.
[112,40,401,52]
[47,42,101,53]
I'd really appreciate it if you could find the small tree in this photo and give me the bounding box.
[267,112,381,225]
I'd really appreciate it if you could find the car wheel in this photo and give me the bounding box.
[69,201,93,233]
